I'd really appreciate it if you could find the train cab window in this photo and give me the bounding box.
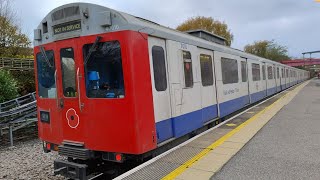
[183,51,193,88]
[221,58,238,84]
[262,65,266,80]
[267,66,273,79]
[200,54,214,86]
[60,48,77,97]
[241,61,247,82]
[36,50,56,98]
[152,46,167,91]
[277,67,280,79]
[252,63,261,81]
[83,41,125,98]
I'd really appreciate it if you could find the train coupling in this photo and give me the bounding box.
[54,159,88,180]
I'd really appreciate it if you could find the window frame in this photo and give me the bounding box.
[241,61,247,82]
[151,46,168,92]
[200,54,214,87]
[221,57,239,84]
[60,47,77,98]
[182,50,194,88]
[252,63,261,82]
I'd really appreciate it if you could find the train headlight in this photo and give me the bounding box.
[40,111,50,123]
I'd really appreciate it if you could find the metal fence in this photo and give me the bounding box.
[0,92,37,146]
[0,57,34,70]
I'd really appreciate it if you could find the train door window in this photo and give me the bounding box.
[152,46,167,91]
[252,63,261,81]
[262,64,266,80]
[241,61,247,82]
[83,41,125,98]
[273,67,276,79]
[286,69,289,78]
[183,51,193,88]
[36,50,56,98]
[60,48,77,97]
[267,66,273,79]
[281,68,284,78]
[221,58,238,84]
[200,54,213,86]
[277,67,280,79]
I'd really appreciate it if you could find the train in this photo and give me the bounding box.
[33,3,309,179]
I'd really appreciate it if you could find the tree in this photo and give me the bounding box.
[0,0,31,58]
[244,40,290,62]
[176,16,234,46]
[0,69,18,103]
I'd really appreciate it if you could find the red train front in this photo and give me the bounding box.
[34,3,158,178]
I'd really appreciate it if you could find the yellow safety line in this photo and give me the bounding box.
[162,83,304,180]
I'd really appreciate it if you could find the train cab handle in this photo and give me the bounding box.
[77,68,84,111]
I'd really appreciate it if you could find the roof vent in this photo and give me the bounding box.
[52,6,80,21]
[185,29,226,45]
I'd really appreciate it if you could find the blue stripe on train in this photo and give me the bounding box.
[156,87,278,143]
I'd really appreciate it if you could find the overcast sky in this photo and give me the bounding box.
[12,0,320,58]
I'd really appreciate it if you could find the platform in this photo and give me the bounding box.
[116,79,312,180]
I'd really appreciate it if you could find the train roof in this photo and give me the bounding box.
[34,2,303,71]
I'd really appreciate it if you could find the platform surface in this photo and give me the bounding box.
[212,79,320,179]
[116,80,312,180]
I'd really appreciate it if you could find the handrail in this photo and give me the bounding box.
[0,57,34,70]
[77,68,84,111]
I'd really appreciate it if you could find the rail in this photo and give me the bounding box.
[0,92,37,146]
[0,57,34,70]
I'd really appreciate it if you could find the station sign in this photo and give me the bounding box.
[53,21,81,35]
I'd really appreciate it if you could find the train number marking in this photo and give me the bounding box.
[180,43,187,50]
[66,108,80,129]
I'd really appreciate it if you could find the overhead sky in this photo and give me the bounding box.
[12,0,320,58]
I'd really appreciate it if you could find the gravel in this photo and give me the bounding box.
[0,139,66,180]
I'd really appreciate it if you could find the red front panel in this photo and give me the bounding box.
[35,31,156,154]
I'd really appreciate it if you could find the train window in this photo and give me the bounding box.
[277,67,280,79]
[183,51,193,88]
[221,58,238,84]
[241,61,247,82]
[286,69,289,78]
[152,46,167,91]
[281,68,284,78]
[36,50,56,98]
[60,48,77,97]
[83,41,125,98]
[273,67,276,79]
[267,66,273,79]
[252,63,261,81]
[200,54,214,86]
[262,65,266,80]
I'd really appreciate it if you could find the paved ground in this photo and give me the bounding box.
[213,79,320,180]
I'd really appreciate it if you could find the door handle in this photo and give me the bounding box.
[54,70,60,109]
[77,68,84,111]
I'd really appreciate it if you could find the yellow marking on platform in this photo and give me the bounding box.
[226,123,237,127]
[161,81,309,180]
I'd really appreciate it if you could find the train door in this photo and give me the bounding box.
[148,37,173,143]
[198,48,218,123]
[166,40,202,138]
[262,62,268,96]
[54,39,85,142]
[240,57,251,104]
[276,66,281,92]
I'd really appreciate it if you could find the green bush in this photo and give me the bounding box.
[11,71,35,96]
[0,69,19,103]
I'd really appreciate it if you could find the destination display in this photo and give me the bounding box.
[53,21,81,35]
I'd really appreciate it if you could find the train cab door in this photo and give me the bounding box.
[148,37,173,143]
[55,40,85,143]
[198,48,218,123]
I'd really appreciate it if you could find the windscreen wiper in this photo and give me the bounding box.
[84,36,102,65]
[40,46,53,68]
